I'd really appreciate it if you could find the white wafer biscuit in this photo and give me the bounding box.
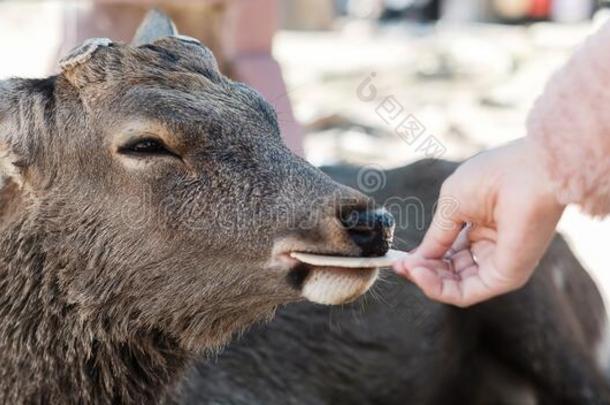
[290,249,409,269]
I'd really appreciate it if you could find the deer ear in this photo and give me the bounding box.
[132,9,178,46]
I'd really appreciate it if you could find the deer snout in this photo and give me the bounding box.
[340,207,394,257]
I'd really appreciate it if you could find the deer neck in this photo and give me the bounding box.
[0,205,191,404]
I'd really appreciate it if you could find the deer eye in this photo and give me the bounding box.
[118,138,178,158]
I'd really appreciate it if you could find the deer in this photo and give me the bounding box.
[0,11,394,404]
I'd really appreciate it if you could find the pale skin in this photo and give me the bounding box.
[393,137,566,307]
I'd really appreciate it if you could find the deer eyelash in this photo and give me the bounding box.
[117,137,180,159]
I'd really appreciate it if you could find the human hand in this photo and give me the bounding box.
[393,138,565,307]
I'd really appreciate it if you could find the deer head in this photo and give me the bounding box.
[0,10,394,352]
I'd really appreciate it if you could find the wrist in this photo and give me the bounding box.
[519,137,566,214]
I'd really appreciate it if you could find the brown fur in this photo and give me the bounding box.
[0,22,383,405]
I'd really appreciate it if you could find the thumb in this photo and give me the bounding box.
[417,194,464,259]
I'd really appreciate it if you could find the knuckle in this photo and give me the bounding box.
[439,176,457,197]
[498,269,530,292]
[514,272,531,289]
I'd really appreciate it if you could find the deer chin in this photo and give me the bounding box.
[299,266,378,305]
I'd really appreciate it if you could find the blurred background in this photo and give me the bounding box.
[2,0,610,299]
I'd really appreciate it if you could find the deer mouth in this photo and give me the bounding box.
[285,253,379,305]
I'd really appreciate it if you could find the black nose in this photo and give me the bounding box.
[340,208,394,257]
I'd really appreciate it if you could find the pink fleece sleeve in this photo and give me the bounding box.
[527,21,610,216]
